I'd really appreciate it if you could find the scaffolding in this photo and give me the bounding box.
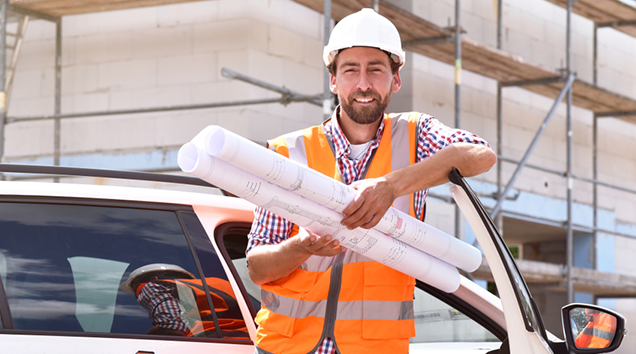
[293,0,636,302]
[1,0,636,302]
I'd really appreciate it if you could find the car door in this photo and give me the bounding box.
[0,198,254,354]
[449,169,554,354]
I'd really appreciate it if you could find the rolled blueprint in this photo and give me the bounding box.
[178,130,460,293]
[203,125,481,272]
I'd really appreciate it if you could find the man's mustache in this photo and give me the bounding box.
[350,90,381,101]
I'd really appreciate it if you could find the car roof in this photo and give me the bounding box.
[0,178,256,212]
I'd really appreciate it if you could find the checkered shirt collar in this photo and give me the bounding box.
[323,106,386,160]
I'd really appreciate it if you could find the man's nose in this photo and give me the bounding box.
[356,71,372,91]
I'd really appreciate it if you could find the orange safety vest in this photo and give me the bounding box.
[136,277,249,339]
[255,113,423,354]
[574,311,617,349]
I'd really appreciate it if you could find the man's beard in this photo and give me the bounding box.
[340,89,391,125]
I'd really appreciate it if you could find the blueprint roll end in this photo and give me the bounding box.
[461,251,482,273]
[178,143,198,173]
[416,259,461,293]
[205,126,225,156]
[178,142,213,178]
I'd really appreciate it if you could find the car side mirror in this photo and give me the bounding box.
[561,303,626,354]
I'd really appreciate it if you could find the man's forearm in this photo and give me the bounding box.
[247,238,310,286]
[340,143,496,229]
[388,142,496,197]
[247,229,345,285]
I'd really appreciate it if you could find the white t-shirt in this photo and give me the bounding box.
[349,141,373,161]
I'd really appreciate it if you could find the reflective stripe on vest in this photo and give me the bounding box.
[256,113,421,354]
[575,312,616,349]
[261,289,414,321]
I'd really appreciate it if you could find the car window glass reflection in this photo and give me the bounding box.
[0,251,7,289]
[0,202,247,340]
[571,307,617,349]
[68,256,129,332]
[411,286,500,344]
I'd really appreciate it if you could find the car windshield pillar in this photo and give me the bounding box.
[448,168,544,335]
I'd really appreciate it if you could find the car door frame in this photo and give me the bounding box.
[449,168,556,354]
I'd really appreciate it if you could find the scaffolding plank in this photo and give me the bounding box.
[9,0,205,17]
[545,0,636,38]
[546,0,636,22]
[293,0,636,123]
[521,80,636,123]
[474,259,636,297]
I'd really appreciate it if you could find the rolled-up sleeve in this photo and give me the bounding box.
[417,115,491,162]
[411,115,491,221]
[246,206,294,256]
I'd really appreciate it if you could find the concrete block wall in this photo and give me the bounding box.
[5,0,325,164]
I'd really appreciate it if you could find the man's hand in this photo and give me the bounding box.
[296,228,346,257]
[341,176,396,230]
[247,227,345,285]
[339,143,497,231]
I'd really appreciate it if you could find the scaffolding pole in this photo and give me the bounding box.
[454,0,462,239]
[53,18,62,184]
[491,73,575,218]
[593,23,598,86]
[54,19,62,165]
[496,0,503,50]
[323,0,332,120]
[221,68,322,105]
[8,98,303,123]
[6,68,323,124]
[566,0,574,304]
[372,0,379,12]
[495,0,503,232]
[593,114,599,277]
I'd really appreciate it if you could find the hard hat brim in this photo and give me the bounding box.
[120,264,196,295]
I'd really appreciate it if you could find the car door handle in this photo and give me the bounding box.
[136,351,155,354]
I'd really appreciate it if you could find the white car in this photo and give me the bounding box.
[0,164,625,353]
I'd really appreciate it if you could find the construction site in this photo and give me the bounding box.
[0,0,635,351]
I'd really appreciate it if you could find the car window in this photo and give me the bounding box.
[411,286,500,344]
[215,223,261,315]
[217,225,501,347]
[0,201,248,341]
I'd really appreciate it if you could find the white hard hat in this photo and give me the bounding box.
[323,8,405,69]
[120,263,196,295]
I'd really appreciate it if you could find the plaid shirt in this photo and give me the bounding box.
[248,109,490,353]
[138,281,190,333]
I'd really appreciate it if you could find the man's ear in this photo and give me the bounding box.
[391,71,402,93]
[330,74,338,94]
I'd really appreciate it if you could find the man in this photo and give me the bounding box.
[121,263,249,339]
[574,308,617,349]
[246,8,497,354]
